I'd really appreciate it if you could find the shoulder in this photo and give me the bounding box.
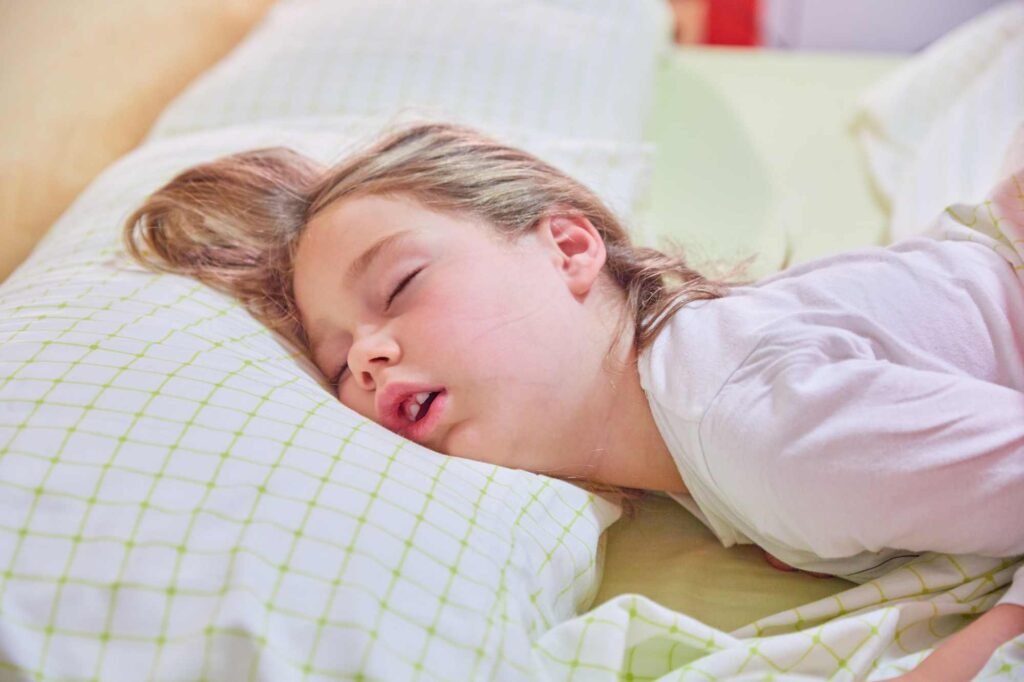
[697,324,878,454]
[639,235,1008,426]
[638,291,769,421]
[638,270,881,397]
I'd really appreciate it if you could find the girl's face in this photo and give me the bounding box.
[292,193,621,477]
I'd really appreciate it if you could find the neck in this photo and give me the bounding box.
[585,322,687,494]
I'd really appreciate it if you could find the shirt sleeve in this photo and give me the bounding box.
[698,326,1024,606]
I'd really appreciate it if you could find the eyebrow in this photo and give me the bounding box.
[343,229,415,288]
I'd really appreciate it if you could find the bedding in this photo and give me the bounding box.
[853,0,1024,243]
[636,47,904,278]
[537,553,1021,680]
[594,494,853,634]
[3,0,1024,679]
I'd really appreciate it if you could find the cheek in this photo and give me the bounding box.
[338,384,375,421]
[411,261,573,384]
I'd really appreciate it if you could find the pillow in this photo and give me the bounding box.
[852,1,1024,241]
[0,120,624,680]
[0,0,276,284]
[145,0,672,145]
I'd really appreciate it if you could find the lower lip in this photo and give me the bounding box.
[399,390,447,444]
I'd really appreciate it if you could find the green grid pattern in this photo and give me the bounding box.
[0,125,622,681]
[532,554,1023,680]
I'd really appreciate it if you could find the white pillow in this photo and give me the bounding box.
[0,120,623,680]
[146,0,672,145]
[852,1,1024,241]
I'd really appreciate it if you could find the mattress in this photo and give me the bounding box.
[638,47,905,277]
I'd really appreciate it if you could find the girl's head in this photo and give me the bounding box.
[124,122,730,506]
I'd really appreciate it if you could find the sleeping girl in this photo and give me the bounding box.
[123,122,1024,680]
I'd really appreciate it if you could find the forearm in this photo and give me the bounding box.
[907,603,1024,681]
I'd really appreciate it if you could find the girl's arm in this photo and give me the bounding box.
[893,603,1024,681]
[701,330,1024,678]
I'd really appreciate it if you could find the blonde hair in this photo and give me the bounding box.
[124,122,742,516]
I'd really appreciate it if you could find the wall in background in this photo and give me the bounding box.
[670,0,1008,52]
[763,0,1007,52]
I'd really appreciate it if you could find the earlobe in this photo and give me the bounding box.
[544,213,607,298]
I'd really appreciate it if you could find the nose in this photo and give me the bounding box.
[348,328,400,391]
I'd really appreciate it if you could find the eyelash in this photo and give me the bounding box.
[331,267,423,391]
[385,267,422,310]
[330,365,347,390]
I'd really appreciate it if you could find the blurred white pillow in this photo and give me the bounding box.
[853,0,1024,241]
[147,0,672,145]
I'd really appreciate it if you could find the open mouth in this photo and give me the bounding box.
[402,391,440,423]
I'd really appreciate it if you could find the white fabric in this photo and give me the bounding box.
[146,0,672,145]
[852,0,1024,241]
[640,182,1024,609]
[535,552,1023,680]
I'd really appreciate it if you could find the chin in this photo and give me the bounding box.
[442,429,506,468]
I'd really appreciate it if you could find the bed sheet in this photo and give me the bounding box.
[635,47,906,280]
[595,494,852,634]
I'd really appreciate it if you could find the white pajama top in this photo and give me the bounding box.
[638,171,1024,608]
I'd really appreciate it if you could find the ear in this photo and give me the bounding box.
[537,211,607,298]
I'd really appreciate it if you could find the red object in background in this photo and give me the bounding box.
[706,0,760,46]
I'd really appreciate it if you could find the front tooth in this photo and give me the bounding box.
[405,400,421,421]
[414,392,430,405]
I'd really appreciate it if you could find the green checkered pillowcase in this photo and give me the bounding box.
[0,120,624,681]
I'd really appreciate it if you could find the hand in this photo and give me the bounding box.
[998,123,1024,177]
[762,549,832,579]
[883,670,930,682]
[891,604,1024,682]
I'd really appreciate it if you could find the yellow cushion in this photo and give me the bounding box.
[0,0,276,283]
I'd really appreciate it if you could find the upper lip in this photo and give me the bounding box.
[376,381,443,437]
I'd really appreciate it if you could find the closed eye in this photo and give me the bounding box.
[330,364,348,392]
[385,267,423,310]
